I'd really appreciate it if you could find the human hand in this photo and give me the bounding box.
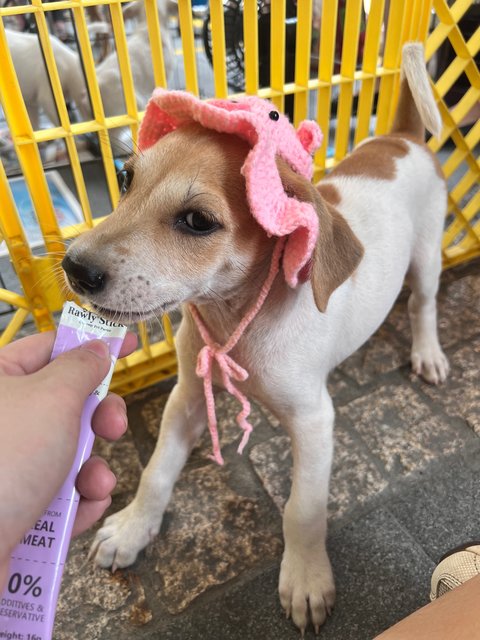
[0,330,137,590]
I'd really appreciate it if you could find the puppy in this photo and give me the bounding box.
[6,0,173,154]
[63,43,448,633]
[92,0,174,154]
[6,28,89,130]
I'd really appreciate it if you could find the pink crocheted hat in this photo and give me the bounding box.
[138,89,323,287]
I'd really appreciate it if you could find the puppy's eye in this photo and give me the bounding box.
[117,168,133,195]
[176,211,220,236]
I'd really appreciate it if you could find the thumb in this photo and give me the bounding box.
[36,340,112,404]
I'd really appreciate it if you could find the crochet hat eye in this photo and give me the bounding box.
[269,110,280,121]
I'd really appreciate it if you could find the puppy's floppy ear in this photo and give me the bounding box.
[276,158,364,312]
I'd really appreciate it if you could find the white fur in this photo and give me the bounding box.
[83,46,449,633]
[6,0,173,150]
[6,29,89,129]
[94,23,174,154]
[402,43,443,138]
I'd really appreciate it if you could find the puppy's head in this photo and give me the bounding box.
[63,125,363,321]
[62,125,272,321]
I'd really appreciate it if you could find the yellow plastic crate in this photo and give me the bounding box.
[0,0,478,394]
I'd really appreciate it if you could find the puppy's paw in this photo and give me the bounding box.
[411,342,449,385]
[89,502,160,572]
[279,548,335,635]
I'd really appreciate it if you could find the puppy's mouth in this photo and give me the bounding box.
[89,300,178,323]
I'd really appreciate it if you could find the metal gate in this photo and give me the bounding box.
[0,0,478,393]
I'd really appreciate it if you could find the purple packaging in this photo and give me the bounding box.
[0,302,127,640]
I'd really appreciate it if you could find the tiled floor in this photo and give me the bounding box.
[54,258,480,639]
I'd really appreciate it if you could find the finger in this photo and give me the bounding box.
[72,496,112,538]
[0,332,55,375]
[119,331,138,358]
[35,340,111,404]
[92,394,128,441]
[0,330,136,378]
[76,456,117,500]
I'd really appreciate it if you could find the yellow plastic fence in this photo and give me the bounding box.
[0,0,478,394]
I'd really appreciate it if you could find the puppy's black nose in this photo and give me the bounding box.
[62,254,107,296]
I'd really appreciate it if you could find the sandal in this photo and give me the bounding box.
[430,542,480,601]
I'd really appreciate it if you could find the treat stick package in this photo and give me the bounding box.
[0,302,127,640]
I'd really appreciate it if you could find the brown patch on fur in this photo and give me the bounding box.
[330,136,409,181]
[316,182,341,207]
[390,132,445,181]
[391,77,425,141]
[116,245,131,256]
[311,201,364,313]
[276,158,364,312]
[388,74,444,181]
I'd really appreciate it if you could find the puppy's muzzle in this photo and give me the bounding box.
[62,254,107,296]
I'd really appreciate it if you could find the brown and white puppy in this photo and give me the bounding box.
[63,44,448,633]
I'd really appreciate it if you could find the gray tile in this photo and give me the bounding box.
[326,509,435,639]
[92,428,143,496]
[257,402,281,428]
[418,337,480,435]
[150,509,434,640]
[328,367,352,398]
[55,462,283,636]
[338,323,410,386]
[329,425,388,519]
[340,384,466,477]
[147,463,283,614]
[200,392,274,450]
[55,536,152,640]
[249,434,291,513]
[249,425,388,521]
[147,565,293,640]
[139,392,169,440]
[388,451,480,562]
[130,387,277,465]
[387,272,480,350]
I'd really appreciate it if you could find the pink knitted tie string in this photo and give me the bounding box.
[189,237,286,465]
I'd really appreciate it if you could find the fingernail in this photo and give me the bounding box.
[81,340,110,359]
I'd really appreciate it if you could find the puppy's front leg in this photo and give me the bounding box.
[91,380,206,571]
[278,385,336,634]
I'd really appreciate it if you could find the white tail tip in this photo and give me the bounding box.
[402,42,443,138]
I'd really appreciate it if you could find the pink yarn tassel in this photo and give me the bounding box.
[189,237,286,464]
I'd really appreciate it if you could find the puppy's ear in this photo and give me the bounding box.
[276,158,364,312]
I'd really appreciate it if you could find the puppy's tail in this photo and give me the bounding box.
[390,42,443,140]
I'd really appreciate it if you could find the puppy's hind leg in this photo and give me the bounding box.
[407,246,449,384]
[90,379,207,571]
[277,385,336,634]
